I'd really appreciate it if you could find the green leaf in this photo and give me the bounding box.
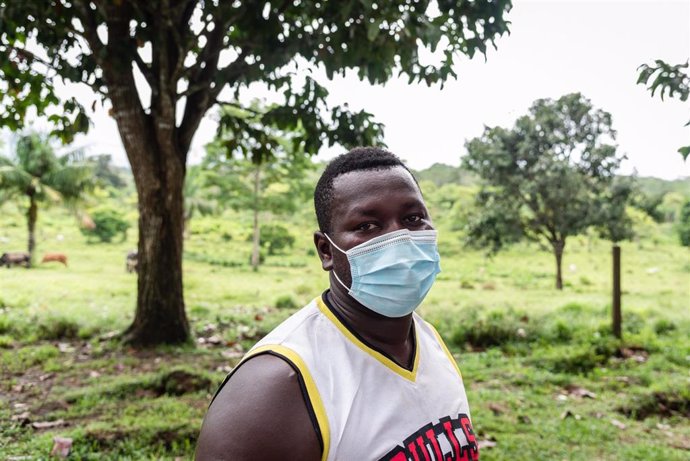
[367,20,381,42]
[678,146,690,161]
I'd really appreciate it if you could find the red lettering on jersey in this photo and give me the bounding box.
[408,440,421,461]
[416,435,431,461]
[378,414,478,461]
[458,415,478,461]
[442,420,461,461]
[425,428,443,460]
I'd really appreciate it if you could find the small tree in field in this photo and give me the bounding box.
[0,133,92,263]
[204,103,316,271]
[463,93,623,289]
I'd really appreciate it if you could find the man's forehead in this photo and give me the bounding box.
[331,166,421,206]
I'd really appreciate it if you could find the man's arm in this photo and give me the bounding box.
[195,354,322,461]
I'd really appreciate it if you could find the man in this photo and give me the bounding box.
[196,147,477,461]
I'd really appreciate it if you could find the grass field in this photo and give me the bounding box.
[1,204,689,460]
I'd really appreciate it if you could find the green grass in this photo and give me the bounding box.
[1,205,689,459]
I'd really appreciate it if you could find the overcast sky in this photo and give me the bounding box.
[8,0,690,179]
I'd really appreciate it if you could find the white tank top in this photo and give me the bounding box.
[231,295,478,461]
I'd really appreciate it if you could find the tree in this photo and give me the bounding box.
[637,60,690,160]
[0,0,512,346]
[204,103,315,271]
[463,93,623,289]
[0,133,92,263]
[87,154,127,189]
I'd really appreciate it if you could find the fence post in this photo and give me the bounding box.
[612,245,622,339]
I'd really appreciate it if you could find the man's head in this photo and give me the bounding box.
[313,147,434,300]
[314,147,418,234]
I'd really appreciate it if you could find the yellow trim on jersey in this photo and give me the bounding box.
[426,322,463,380]
[245,344,330,461]
[316,296,420,382]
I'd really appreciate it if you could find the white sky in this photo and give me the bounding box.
[8,0,690,179]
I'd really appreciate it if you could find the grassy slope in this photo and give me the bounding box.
[1,205,689,460]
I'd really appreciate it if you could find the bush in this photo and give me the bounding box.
[653,318,677,335]
[275,295,298,309]
[81,206,130,243]
[451,309,532,349]
[259,224,295,255]
[37,316,81,340]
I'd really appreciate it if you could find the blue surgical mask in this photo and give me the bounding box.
[324,229,441,318]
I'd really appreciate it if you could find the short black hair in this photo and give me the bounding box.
[314,146,417,232]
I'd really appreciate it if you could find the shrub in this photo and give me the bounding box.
[260,224,295,255]
[81,206,130,243]
[37,316,81,340]
[451,309,531,349]
[275,295,298,309]
[653,318,677,335]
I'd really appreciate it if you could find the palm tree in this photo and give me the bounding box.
[0,133,93,265]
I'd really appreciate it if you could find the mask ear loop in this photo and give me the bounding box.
[323,233,351,292]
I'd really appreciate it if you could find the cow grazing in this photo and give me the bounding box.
[41,252,68,266]
[0,252,31,268]
[126,250,138,273]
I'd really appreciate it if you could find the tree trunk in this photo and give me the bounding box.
[250,165,261,271]
[123,155,190,346]
[552,240,565,290]
[27,194,37,267]
[106,78,191,346]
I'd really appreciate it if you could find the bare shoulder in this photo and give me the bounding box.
[195,353,322,461]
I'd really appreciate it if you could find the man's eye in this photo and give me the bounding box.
[357,223,377,231]
[406,215,423,223]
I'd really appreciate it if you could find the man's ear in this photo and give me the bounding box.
[313,231,333,271]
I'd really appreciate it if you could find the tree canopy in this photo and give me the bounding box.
[0,0,513,345]
[463,93,623,289]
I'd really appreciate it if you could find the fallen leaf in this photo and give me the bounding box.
[221,349,244,359]
[478,439,497,449]
[39,373,55,382]
[51,437,72,458]
[610,419,626,430]
[255,314,264,321]
[32,419,66,429]
[99,331,119,342]
[206,335,223,345]
[488,402,507,416]
[57,343,74,353]
[561,410,581,420]
[88,370,101,379]
[565,385,597,399]
[656,423,671,430]
[11,411,30,425]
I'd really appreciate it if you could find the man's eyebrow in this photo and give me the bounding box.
[348,200,425,216]
[347,206,379,216]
